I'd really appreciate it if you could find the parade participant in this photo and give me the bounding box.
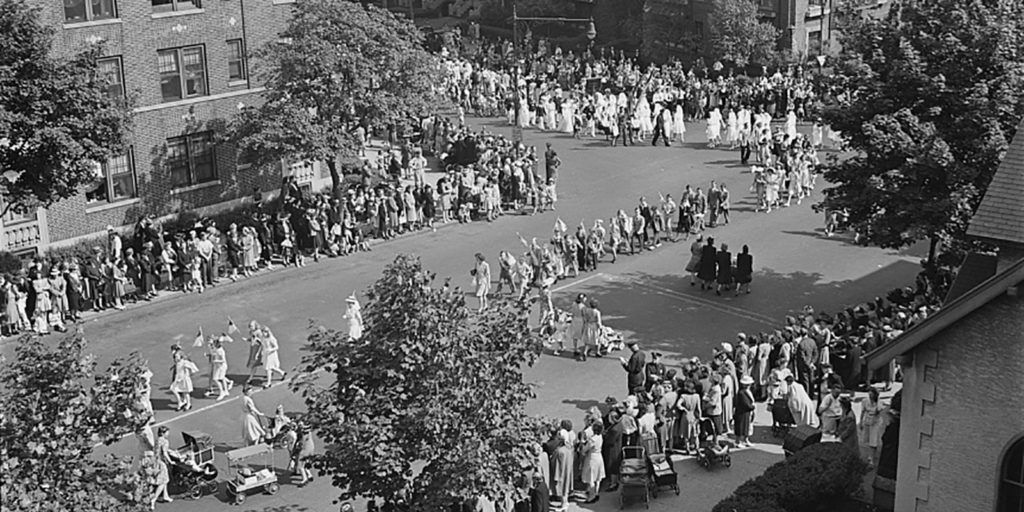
[291,422,316,486]
[138,364,155,420]
[620,340,646,396]
[569,293,587,361]
[698,237,718,290]
[581,298,605,358]
[240,384,267,446]
[344,294,363,340]
[734,245,754,295]
[472,252,491,312]
[734,375,756,447]
[152,426,173,509]
[685,234,703,286]
[207,335,232,401]
[260,325,287,388]
[245,321,264,384]
[169,350,198,411]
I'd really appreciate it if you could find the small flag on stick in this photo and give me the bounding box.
[192,327,204,348]
[227,317,239,335]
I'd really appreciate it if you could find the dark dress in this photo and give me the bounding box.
[735,252,753,284]
[734,389,755,435]
[716,250,733,285]
[529,480,550,512]
[698,245,718,282]
[602,417,625,478]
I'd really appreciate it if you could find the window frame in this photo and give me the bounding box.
[226,39,247,83]
[96,56,125,100]
[158,45,208,103]
[166,132,218,189]
[86,150,137,205]
[64,0,118,24]
[998,436,1024,512]
[151,0,201,14]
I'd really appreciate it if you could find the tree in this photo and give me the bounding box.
[227,1,441,199]
[818,0,1024,265]
[293,255,546,509]
[707,0,780,67]
[0,0,132,217]
[0,334,152,512]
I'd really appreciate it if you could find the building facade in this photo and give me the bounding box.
[642,0,842,64]
[2,0,315,255]
[866,119,1024,512]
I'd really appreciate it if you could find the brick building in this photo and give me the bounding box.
[1,0,314,255]
[865,119,1024,512]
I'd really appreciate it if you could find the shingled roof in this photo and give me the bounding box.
[967,119,1024,247]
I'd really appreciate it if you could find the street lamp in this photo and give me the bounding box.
[510,0,596,144]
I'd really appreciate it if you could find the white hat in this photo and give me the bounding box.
[345,294,358,304]
[720,342,733,354]
[740,376,754,386]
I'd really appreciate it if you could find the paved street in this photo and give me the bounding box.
[11,118,920,512]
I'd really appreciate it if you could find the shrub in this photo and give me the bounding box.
[0,251,24,275]
[713,443,870,512]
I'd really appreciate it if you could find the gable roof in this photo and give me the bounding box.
[865,257,1024,371]
[942,252,997,304]
[967,118,1024,246]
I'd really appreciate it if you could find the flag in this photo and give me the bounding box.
[192,327,204,348]
[554,218,567,233]
[227,317,239,334]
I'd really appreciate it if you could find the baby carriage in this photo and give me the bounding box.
[694,418,732,470]
[640,433,679,498]
[771,398,796,437]
[619,446,650,509]
[170,431,219,499]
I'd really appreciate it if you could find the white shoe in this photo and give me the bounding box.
[216,393,228,401]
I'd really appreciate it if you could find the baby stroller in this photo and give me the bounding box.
[640,433,679,498]
[170,431,219,499]
[619,446,650,509]
[694,418,732,470]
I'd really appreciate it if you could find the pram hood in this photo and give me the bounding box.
[181,430,214,451]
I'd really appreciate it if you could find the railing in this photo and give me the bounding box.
[2,219,42,253]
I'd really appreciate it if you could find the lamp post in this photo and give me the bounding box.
[510,0,596,144]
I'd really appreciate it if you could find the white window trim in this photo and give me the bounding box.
[63,18,122,29]
[170,179,221,194]
[135,87,264,113]
[151,8,205,18]
[85,197,141,214]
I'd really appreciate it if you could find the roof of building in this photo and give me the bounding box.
[865,257,1024,370]
[967,118,1024,246]
[942,252,997,304]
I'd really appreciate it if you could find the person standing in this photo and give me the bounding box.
[569,293,586,360]
[344,294,363,340]
[837,397,860,455]
[818,384,843,435]
[685,235,703,286]
[674,380,702,453]
[291,422,315,486]
[579,422,605,504]
[734,376,756,447]
[196,231,216,287]
[582,298,605,357]
[620,340,647,396]
[551,421,575,511]
[719,184,731,225]
[734,245,753,295]
[715,243,733,296]
[859,387,884,464]
[473,253,491,312]
[703,373,724,440]
[698,237,718,291]
[240,384,267,446]
[786,375,818,428]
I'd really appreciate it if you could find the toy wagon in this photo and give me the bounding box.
[225,444,280,505]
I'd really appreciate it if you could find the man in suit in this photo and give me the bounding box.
[796,331,819,396]
[620,340,647,396]
[82,248,105,311]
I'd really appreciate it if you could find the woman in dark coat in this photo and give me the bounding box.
[715,243,733,295]
[697,237,718,290]
[735,244,753,295]
[602,409,625,492]
[733,376,756,447]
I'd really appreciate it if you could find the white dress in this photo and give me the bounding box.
[637,98,654,134]
[170,359,198,394]
[560,100,575,133]
[706,108,722,141]
[210,346,227,381]
[673,105,686,141]
[261,331,282,372]
[345,303,363,340]
[785,111,798,139]
[241,395,265,446]
[726,111,739,143]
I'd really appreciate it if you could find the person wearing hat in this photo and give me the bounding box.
[344,294,363,340]
[107,225,123,261]
[698,236,718,291]
[620,340,647,396]
[47,265,68,329]
[734,375,756,447]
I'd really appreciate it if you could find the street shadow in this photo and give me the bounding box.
[242,505,311,512]
[704,160,746,168]
[781,229,861,247]
[150,397,176,410]
[561,398,603,412]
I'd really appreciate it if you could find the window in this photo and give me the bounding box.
[151,0,200,13]
[808,30,823,56]
[227,39,247,82]
[64,0,117,23]
[167,132,217,188]
[86,152,136,204]
[999,437,1024,512]
[97,56,124,100]
[158,46,207,102]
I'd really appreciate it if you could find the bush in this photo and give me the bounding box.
[0,251,24,275]
[713,443,870,512]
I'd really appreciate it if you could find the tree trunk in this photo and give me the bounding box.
[927,235,939,269]
[327,159,343,200]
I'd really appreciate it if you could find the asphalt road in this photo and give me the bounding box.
[13,118,920,512]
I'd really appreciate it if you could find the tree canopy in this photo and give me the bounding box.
[0,334,152,512]
[227,0,441,198]
[818,0,1024,263]
[707,0,779,67]
[0,0,132,217]
[293,255,545,510]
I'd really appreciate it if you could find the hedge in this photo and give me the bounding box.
[713,443,870,512]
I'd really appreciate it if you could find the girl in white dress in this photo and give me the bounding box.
[726,108,740,148]
[260,327,286,388]
[208,336,232,400]
[785,109,798,140]
[673,104,687,143]
[544,96,558,131]
[560,99,575,134]
[169,351,199,411]
[706,108,723,148]
[637,97,654,137]
[344,294,363,340]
